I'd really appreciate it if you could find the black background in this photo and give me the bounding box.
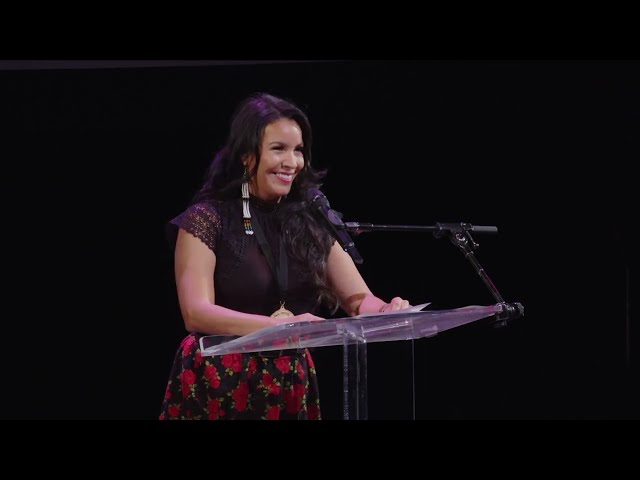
[1,60,637,420]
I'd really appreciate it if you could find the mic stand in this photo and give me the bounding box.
[344,221,524,327]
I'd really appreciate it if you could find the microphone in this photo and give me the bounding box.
[305,188,364,264]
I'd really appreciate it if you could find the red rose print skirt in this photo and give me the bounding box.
[159,333,322,420]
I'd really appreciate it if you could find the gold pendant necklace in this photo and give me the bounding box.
[270,301,294,319]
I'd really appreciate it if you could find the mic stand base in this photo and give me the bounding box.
[494,302,525,328]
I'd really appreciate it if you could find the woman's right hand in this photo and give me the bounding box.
[271,313,324,326]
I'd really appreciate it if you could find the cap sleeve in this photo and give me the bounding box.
[165,202,221,254]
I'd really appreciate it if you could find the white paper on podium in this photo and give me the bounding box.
[354,302,432,318]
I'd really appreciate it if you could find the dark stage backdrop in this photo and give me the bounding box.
[2,60,637,419]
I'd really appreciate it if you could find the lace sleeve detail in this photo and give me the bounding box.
[165,202,222,253]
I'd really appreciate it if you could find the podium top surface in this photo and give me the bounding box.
[199,304,503,356]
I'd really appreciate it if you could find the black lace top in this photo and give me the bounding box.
[166,197,324,317]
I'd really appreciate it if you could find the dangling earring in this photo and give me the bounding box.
[242,167,253,235]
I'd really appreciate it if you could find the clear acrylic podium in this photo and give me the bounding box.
[199,304,503,420]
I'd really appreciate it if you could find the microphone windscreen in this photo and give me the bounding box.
[305,188,328,207]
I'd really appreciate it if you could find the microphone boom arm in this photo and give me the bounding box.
[344,221,523,326]
[344,222,498,235]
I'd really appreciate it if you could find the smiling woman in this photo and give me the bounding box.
[159,92,410,420]
[245,118,305,202]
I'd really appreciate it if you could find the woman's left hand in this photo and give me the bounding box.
[379,296,411,312]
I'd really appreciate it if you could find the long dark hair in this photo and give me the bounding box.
[193,92,338,311]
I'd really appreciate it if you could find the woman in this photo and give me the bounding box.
[160,92,410,420]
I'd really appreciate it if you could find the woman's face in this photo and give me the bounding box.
[247,118,305,202]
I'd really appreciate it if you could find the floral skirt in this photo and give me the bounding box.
[159,333,322,420]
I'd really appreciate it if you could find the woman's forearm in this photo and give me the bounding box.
[353,292,387,316]
[182,302,274,336]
